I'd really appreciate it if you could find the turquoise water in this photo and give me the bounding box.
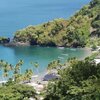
[0,0,90,37]
[0,0,91,74]
[0,45,89,74]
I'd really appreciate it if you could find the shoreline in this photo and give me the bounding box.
[0,47,96,94]
[3,41,90,48]
[26,47,93,93]
[80,47,92,60]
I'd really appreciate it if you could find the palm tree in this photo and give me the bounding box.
[0,60,4,81]
[24,69,33,83]
[0,60,3,71]
[57,60,62,69]
[34,62,39,74]
[30,61,34,74]
[30,61,39,74]
[17,60,24,74]
[13,60,24,82]
[3,62,13,81]
[0,60,10,81]
[3,63,8,80]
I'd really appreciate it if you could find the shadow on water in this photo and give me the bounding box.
[0,45,88,74]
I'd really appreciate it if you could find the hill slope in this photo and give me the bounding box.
[13,0,100,47]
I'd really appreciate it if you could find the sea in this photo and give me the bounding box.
[0,0,91,74]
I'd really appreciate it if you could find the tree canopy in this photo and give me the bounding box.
[44,58,100,100]
[13,0,100,47]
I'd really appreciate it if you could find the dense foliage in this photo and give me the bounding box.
[0,83,36,100]
[0,0,100,99]
[0,60,34,83]
[44,58,100,100]
[0,60,38,100]
[0,37,10,44]
[13,0,100,47]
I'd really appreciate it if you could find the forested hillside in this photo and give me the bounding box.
[44,57,100,100]
[13,0,100,47]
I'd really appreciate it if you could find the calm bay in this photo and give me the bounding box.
[0,0,91,74]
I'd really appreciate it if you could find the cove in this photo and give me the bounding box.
[0,0,91,74]
[0,45,91,74]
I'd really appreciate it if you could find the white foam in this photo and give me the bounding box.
[70,48,76,51]
[58,56,64,59]
[58,47,64,49]
[61,53,68,56]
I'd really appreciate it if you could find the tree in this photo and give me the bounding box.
[44,59,100,100]
[24,69,33,83]
[0,60,13,81]
[13,60,24,82]
[31,61,39,74]
[91,43,97,50]
[0,84,37,100]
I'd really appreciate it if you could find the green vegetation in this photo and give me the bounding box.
[0,0,100,99]
[13,0,100,47]
[44,58,100,100]
[0,37,10,44]
[30,61,39,74]
[47,60,62,70]
[0,52,99,100]
[91,43,97,50]
[85,51,99,61]
[0,60,33,83]
[0,60,38,100]
[0,54,100,100]
[0,83,36,100]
